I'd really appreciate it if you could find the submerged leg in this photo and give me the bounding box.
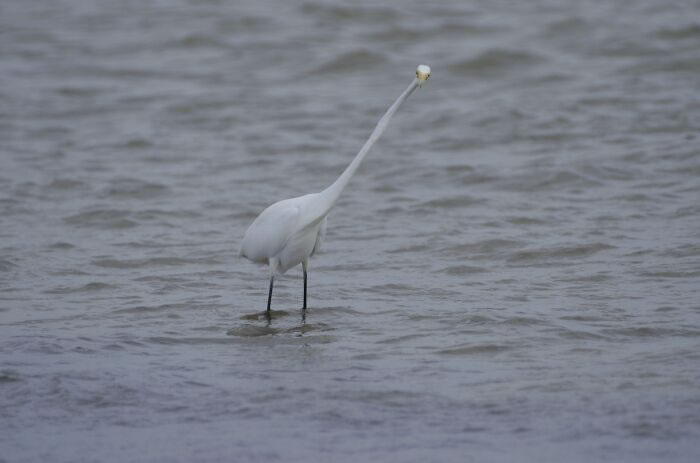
[267,276,274,312]
[302,259,308,310]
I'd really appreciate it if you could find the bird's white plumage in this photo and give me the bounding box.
[240,193,326,274]
[240,65,431,307]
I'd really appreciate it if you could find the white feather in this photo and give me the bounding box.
[240,66,431,307]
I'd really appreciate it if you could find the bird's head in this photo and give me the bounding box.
[416,64,431,87]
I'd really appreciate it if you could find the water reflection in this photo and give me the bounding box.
[230,308,312,336]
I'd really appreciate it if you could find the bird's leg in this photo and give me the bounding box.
[302,260,308,310]
[267,276,274,312]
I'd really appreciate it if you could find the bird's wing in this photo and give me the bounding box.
[240,199,303,262]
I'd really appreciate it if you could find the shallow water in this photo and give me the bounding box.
[2,0,700,461]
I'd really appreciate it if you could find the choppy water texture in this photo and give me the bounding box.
[2,0,700,461]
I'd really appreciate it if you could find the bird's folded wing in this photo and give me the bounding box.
[240,201,302,261]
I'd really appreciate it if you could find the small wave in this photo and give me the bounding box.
[0,198,32,216]
[557,272,612,283]
[101,178,169,199]
[147,336,242,345]
[438,344,512,355]
[577,164,639,182]
[163,33,225,50]
[285,323,331,336]
[376,333,430,345]
[73,383,142,408]
[560,315,615,322]
[318,306,368,316]
[498,316,549,326]
[366,26,424,42]
[611,193,652,202]
[365,283,418,295]
[9,339,67,355]
[239,310,291,321]
[44,179,89,191]
[508,243,615,264]
[446,314,497,326]
[300,3,397,22]
[603,326,700,338]
[215,15,272,34]
[64,209,138,229]
[93,257,204,269]
[147,331,335,344]
[623,56,700,75]
[502,170,603,192]
[311,50,386,75]
[129,209,202,223]
[112,303,188,315]
[122,138,153,150]
[639,270,700,279]
[440,21,503,36]
[45,282,116,294]
[655,306,678,312]
[0,258,18,272]
[438,265,489,275]
[448,49,544,76]
[674,205,700,219]
[416,194,485,209]
[376,205,405,215]
[542,17,589,38]
[227,325,279,337]
[506,216,549,226]
[656,24,700,40]
[368,21,499,42]
[659,244,700,258]
[55,86,103,97]
[49,241,75,250]
[385,244,431,254]
[0,370,22,383]
[437,239,524,257]
[76,65,208,81]
[558,329,608,340]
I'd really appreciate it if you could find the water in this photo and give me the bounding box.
[2,0,700,461]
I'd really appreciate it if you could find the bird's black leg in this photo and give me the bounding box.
[302,261,308,310]
[303,269,307,310]
[267,276,274,312]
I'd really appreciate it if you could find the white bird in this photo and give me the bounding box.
[240,64,432,312]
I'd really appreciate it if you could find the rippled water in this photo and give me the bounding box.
[2,0,700,461]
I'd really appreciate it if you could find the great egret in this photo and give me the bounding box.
[240,64,432,312]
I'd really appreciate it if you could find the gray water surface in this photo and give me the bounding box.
[2,0,700,461]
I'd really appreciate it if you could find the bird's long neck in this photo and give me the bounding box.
[314,78,420,216]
